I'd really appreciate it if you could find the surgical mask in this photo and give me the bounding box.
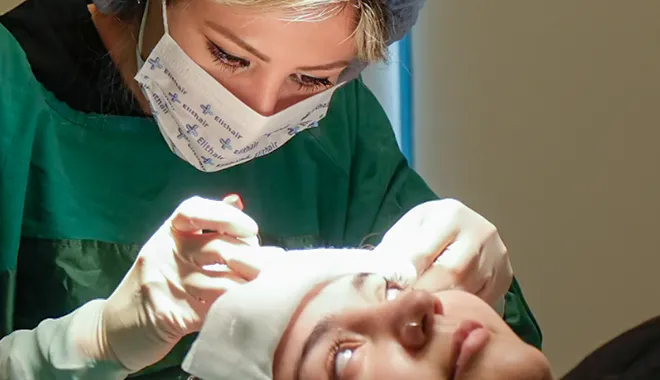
[134,0,343,172]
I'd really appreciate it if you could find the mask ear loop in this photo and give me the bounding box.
[137,0,169,61]
[161,0,170,35]
[137,0,150,61]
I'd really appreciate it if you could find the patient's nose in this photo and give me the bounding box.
[389,290,438,351]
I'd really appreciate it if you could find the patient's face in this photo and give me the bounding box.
[273,273,552,380]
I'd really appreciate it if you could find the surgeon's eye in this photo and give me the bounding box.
[206,40,250,72]
[328,339,356,380]
[291,73,333,93]
[384,274,409,301]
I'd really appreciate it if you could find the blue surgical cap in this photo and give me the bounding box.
[94,0,425,44]
[339,0,426,81]
[387,0,426,44]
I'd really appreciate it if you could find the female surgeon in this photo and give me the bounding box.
[0,0,541,379]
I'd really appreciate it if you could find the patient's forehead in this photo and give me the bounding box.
[289,273,369,326]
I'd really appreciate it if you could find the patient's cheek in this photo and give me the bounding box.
[433,290,510,333]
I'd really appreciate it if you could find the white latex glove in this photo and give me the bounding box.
[96,195,260,373]
[374,199,513,307]
[0,195,258,379]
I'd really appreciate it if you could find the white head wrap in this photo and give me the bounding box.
[181,249,417,380]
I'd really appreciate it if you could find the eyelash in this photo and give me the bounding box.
[328,334,359,380]
[205,40,333,92]
[293,74,333,93]
[327,338,344,380]
[206,40,249,73]
[384,274,410,290]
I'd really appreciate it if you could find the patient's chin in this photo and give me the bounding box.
[492,343,553,380]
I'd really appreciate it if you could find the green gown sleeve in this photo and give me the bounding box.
[0,300,132,380]
[342,81,543,349]
[0,14,36,339]
[0,24,132,380]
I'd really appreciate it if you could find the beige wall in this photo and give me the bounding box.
[0,0,23,15]
[413,1,660,376]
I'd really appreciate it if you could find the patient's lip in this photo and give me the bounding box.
[450,321,489,378]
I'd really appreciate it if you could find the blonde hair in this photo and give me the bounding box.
[212,0,390,62]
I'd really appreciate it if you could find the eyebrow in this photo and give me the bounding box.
[205,21,350,72]
[295,316,338,380]
[294,273,371,380]
[298,60,351,72]
[351,272,370,293]
[206,20,270,62]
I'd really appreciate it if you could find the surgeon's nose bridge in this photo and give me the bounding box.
[356,290,437,352]
[235,69,287,117]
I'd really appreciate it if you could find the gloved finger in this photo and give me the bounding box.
[413,264,482,294]
[419,241,485,294]
[431,238,480,279]
[476,236,511,303]
[413,264,456,292]
[221,195,260,246]
[222,194,244,211]
[475,259,513,306]
[412,264,475,294]
[182,270,246,303]
[238,235,261,247]
[205,244,295,281]
[169,196,259,237]
[378,225,456,276]
[176,232,251,267]
[222,246,288,281]
[474,271,497,306]
[437,259,486,296]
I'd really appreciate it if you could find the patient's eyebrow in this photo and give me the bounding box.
[351,272,370,293]
[295,316,339,380]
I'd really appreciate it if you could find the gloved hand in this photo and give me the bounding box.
[374,199,513,307]
[96,195,260,373]
[211,199,511,309]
